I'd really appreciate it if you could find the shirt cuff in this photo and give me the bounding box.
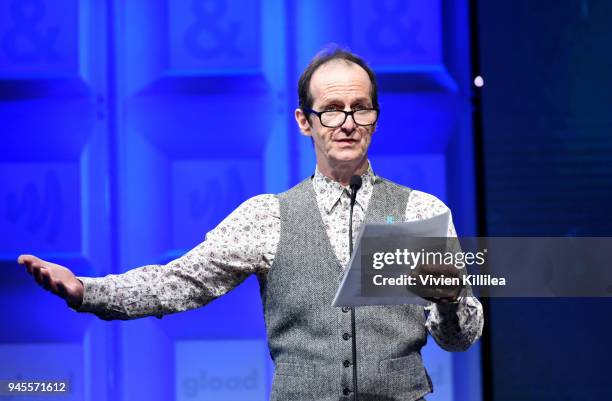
[70,276,116,314]
[432,297,462,316]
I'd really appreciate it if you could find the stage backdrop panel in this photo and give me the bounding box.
[1,1,479,400]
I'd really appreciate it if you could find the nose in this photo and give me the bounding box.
[341,112,356,135]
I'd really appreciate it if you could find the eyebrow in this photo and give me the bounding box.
[319,98,372,107]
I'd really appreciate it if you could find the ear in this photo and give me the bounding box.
[294,108,312,137]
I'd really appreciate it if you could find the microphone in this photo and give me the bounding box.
[348,175,362,257]
[348,174,362,401]
[349,175,362,210]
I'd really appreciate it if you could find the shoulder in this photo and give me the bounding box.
[374,176,412,195]
[240,194,279,209]
[406,189,451,221]
[373,177,449,217]
[405,190,456,236]
[224,194,280,224]
[276,177,313,198]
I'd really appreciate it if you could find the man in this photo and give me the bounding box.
[18,48,483,400]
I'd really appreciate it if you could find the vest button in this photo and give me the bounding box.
[343,387,351,396]
[343,333,350,340]
[343,359,351,367]
[342,307,350,313]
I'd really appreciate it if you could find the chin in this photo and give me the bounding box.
[330,151,366,164]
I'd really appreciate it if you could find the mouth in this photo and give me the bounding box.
[334,138,358,144]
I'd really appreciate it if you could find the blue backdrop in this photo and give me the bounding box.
[0,1,480,400]
[477,1,612,400]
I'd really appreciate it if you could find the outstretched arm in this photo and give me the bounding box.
[17,194,280,321]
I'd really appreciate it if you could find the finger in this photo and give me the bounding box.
[18,255,34,273]
[33,266,44,284]
[417,286,445,298]
[56,281,68,297]
[41,269,55,291]
[423,296,455,304]
[19,255,43,275]
[36,267,53,291]
[27,260,43,275]
[17,254,39,266]
[40,269,51,290]
[49,278,60,294]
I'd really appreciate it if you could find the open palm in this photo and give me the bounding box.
[17,255,84,307]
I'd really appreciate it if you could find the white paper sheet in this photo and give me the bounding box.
[332,211,450,307]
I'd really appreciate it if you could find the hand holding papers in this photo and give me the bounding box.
[333,211,458,307]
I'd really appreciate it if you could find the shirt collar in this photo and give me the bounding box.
[312,162,376,214]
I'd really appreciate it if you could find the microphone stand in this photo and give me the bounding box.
[348,175,362,401]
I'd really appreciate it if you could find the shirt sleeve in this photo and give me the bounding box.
[72,194,280,321]
[406,190,484,351]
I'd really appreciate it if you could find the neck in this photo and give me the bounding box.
[317,157,369,186]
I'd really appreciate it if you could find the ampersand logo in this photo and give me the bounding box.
[183,0,243,60]
[1,0,61,63]
[189,166,245,221]
[6,169,62,244]
[367,0,425,56]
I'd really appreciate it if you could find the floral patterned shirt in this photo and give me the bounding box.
[75,164,483,351]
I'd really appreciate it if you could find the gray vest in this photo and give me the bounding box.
[259,177,432,401]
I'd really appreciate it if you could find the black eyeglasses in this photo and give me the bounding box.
[303,108,379,128]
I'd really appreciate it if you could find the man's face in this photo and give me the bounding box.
[295,61,376,171]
